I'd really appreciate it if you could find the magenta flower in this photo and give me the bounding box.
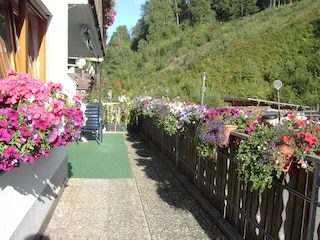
[20,126,32,138]
[0,71,84,171]
[34,118,50,130]
[0,129,12,142]
[0,120,7,128]
[4,146,20,159]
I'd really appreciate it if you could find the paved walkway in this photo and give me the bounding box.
[42,133,228,240]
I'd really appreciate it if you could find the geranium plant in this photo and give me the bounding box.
[280,114,320,170]
[0,71,84,171]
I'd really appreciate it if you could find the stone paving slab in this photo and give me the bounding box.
[42,133,228,240]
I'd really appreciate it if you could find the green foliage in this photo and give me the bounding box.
[100,0,320,109]
[237,124,283,193]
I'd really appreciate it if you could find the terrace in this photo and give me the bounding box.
[43,98,320,239]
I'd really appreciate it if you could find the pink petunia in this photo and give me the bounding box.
[4,146,20,159]
[313,128,320,133]
[0,129,12,142]
[0,120,7,128]
[6,109,19,121]
[20,126,32,138]
[34,118,50,130]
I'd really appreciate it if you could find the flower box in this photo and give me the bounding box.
[0,71,84,171]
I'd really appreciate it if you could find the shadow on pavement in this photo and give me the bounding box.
[125,132,227,239]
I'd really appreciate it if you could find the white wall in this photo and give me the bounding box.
[44,0,76,95]
[0,1,70,239]
[0,147,68,240]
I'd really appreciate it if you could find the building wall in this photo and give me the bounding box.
[43,0,77,94]
[0,147,68,240]
[0,1,71,239]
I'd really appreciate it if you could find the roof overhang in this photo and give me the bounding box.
[222,97,309,111]
[68,0,106,59]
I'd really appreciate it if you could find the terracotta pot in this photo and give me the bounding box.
[279,144,295,172]
[220,125,238,146]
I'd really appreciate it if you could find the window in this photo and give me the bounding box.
[0,8,11,77]
[0,0,49,81]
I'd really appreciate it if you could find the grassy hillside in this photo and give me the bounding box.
[101,0,320,108]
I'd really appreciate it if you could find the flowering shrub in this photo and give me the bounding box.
[0,71,84,171]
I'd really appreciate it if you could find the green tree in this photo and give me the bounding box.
[187,0,216,25]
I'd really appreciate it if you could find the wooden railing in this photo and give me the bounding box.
[138,117,320,240]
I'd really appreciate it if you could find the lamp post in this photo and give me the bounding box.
[201,72,207,105]
[273,79,283,124]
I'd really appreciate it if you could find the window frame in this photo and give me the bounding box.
[0,0,51,82]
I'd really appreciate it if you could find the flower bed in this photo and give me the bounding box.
[0,71,84,171]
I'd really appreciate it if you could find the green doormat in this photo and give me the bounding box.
[68,133,133,179]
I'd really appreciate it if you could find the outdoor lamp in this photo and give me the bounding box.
[201,72,207,105]
[75,58,86,68]
[273,79,283,124]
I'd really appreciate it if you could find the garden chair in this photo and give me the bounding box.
[80,103,103,145]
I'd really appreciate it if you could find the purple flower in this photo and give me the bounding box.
[49,128,58,143]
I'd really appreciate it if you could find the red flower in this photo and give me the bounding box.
[283,136,293,144]
[313,128,320,132]
[288,114,296,120]
[305,132,318,145]
[115,81,121,87]
[305,145,314,152]
[297,119,307,127]
[297,132,306,138]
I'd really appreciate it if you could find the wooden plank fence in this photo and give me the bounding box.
[138,117,320,240]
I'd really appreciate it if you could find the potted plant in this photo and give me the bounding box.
[195,107,258,159]
[280,114,320,170]
[237,113,320,193]
[237,122,283,193]
[0,71,84,171]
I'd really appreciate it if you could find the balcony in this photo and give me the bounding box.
[43,117,320,239]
